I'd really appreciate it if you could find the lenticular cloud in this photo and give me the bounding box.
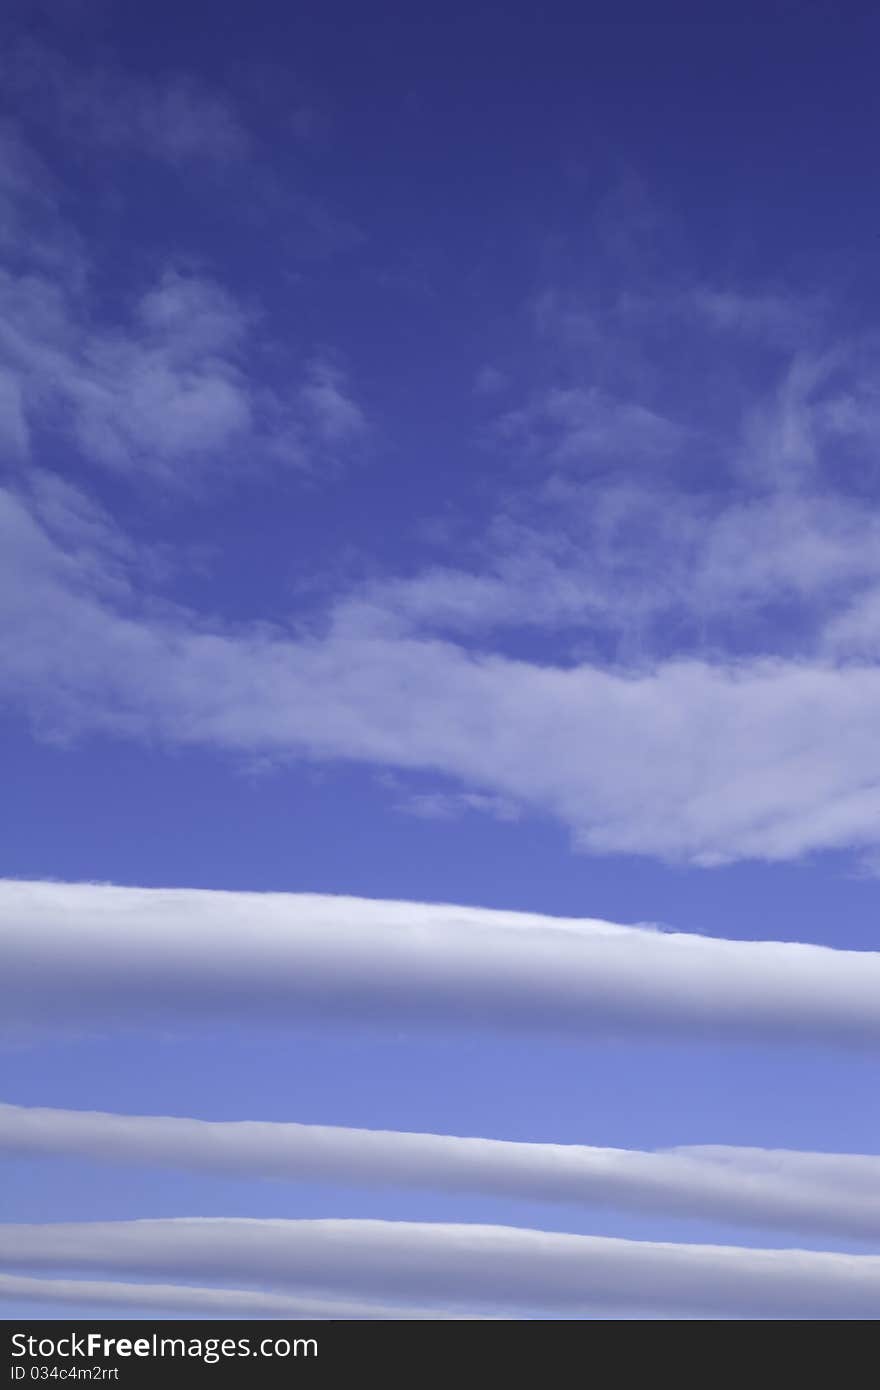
[1,1218,878,1319]
[0,1272,468,1320]
[2,1101,879,1242]
[1,879,879,1045]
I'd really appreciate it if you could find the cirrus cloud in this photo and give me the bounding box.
[3,487,880,866]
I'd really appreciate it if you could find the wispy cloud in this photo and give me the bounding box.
[0,123,85,283]
[2,1101,879,1242]
[0,264,365,486]
[6,492,880,865]
[0,78,366,488]
[3,134,880,867]
[299,359,368,446]
[1,1217,878,1318]
[394,335,880,656]
[493,385,684,464]
[1,40,250,165]
[338,480,880,650]
[2,881,879,1045]
[394,790,521,823]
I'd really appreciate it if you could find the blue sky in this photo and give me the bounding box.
[1,1,880,1319]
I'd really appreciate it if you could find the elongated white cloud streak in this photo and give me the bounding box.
[2,880,879,1045]
[1,1218,878,1319]
[0,1273,470,1320]
[2,1102,878,1242]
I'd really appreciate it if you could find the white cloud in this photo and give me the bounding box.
[299,359,367,445]
[822,587,880,660]
[454,271,880,665]
[494,385,684,464]
[0,106,366,488]
[686,287,816,342]
[1,141,879,868]
[341,336,880,667]
[126,78,249,166]
[3,42,250,165]
[0,266,255,480]
[336,482,880,653]
[0,265,365,485]
[396,790,521,823]
[7,488,880,864]
[2,880,879,1045]
[0,123,87,284]
[2,1101,879,1242]
[474,365,508,396]
[0,370,29,460]
[0,1273,467,1321]
[1,1217,878,1318]
[68,277,254,476]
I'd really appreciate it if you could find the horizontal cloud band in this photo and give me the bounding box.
[0,1272,468,1320]
[1,1218,878,1319]
[3,1101,879,1241]
[2,880,880,1045]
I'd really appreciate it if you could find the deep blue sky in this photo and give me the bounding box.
[1,0,879,1317]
